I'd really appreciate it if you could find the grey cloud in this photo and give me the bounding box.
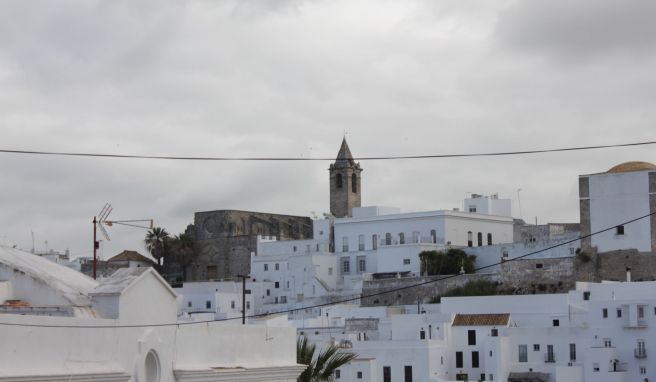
[496,0,656,60]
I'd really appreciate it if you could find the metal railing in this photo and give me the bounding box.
[635,348,647,358]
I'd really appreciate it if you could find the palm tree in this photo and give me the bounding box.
[144,227,169,266]
[169,232,194,282]
[297,336,357,382]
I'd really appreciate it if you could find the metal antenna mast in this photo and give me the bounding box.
[92,203,153,279]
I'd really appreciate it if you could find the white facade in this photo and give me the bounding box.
[299,280,656,382]
[580,164,656,253]
[334,208,513,277]
[175,281,255,320]
[0,244,304,381]
[463,193,512,217]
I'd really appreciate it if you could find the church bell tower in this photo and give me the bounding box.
[329,138,362,218]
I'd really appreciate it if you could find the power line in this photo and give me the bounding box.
[1,210,653,329]
[0,140,655,162]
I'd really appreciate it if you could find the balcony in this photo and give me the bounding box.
[635,348,647,359]
[544,353,556,363]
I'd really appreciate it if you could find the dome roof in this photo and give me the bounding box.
[607,161,656,173]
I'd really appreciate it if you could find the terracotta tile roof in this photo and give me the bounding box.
[0,299,31,307]
[107,250,155,264]
[452,313,510,326]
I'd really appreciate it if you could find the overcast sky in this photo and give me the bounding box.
[1,0,654,260]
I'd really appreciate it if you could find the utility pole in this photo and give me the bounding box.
[237,275,251,325]
[92,216,98,279]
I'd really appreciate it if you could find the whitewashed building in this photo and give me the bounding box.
[0,243,304,381]
[579,161,656,253]
[301,278,656,382]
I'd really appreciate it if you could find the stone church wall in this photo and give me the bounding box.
[187,210,312,281]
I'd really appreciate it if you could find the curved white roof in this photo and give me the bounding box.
[0,244,98,306]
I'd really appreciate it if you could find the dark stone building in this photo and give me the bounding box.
[329,138,362,218]
[185,210,312,281]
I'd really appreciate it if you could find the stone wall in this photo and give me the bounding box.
[496,257,575,294]
[574,248,656,282]
[187,210,312,281]
[361,273,497,306]
[360,249,656,306]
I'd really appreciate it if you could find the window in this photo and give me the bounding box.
[602,308,608,318]
[420,330,425,340]
[638,305,645,318]
[487,233,492,245]
[640,367,647,375]
[372,235,378,250]
[477,232,483,246]
[328,267,333,275]
[293,246,297,252]
[187,301,192,308]
[593,363,599,372]
[489,350,493,357]
[456,374,469,381]
[383,367,391,382]
[342,237,349,252]
[274,297,278,303]
[603,338,612,348]
[617,308,622,318]
[399,232,405,244]
[431,230,437,243]
[481,374,486,381]
[206,300,211,309]
[467,231,473,247]
[336,173,343,188]
[404,366,413,382]
[569,343,576,361]
[275,263,279,271]
[472,351,479,368]
[469,205,477,213]
[533,344,540,351]
[518,345,528,362]
[358,235,365,251]
[357,257,366,273]
[246,301,250,310]
[583,291,590,300]
[352,174,358,193]
[231,301,235,309]
[616,225,624,235]
[491,328,498,337]
[286,281,289,289]
[468,330,476,345]
[335,370,340,379]
[570,247,576,255]
[536,263,543,269]
[356,371,362,379]
[264,264,268,271]
[275,281,279,288]
[412,231,419,243]
[341,258,350,274]
[280,296,287,303]
[403,258,411,265]
[489,374,494,381]
[553,319,560,327]
[266,289,270,296]
[456,351,463,368]
[385,233,392,245]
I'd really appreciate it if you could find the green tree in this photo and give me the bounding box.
[297,336,357,382]
[144,227,169,266]
[420,249,476,275]
[168,232,194,282]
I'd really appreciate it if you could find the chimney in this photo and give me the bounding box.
[626,267,631,283]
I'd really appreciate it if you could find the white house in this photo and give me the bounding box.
[299,277,656,382]
[0,243,304,381]
[579,161,656,253]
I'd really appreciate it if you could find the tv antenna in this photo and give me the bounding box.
[92,203,153,279]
